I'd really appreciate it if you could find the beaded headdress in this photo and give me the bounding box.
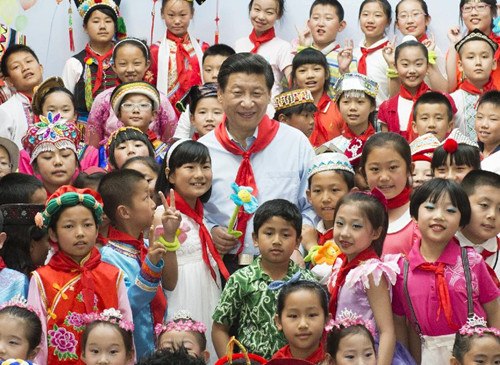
[83,308,134,332]
[458,314,500,338]
[332,73,379,103]
[307,152,355,179]
[455,28,498,54]
[154,310,207,338]
[326,309,376,336]
[410,133,440,162]
[274,89,315,112]
[110,81,160,116]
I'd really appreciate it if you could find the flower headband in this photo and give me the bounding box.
[83,308,134,332]
[458,314,500,338]
[0,294,41,318]
[155,310,207,337]
[326,309,376,336]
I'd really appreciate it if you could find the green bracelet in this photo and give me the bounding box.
[386,67,399,79]
[158,235,181,252]
[428,50,437,65]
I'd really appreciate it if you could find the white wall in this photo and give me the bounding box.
[1,0,462,77]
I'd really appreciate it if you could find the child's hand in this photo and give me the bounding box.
[447,26,462,45]
[296,24,312,47]
[338,39,354,74]
[301,224,319,252]
[422,33,436,51]
[382,37,396,67]
[147,225,168,266]
[159,189,182,242]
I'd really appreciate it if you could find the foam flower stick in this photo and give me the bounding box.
[304,241,341,266]
[227,182,258,239]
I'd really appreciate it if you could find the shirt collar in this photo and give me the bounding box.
[226,125,258,151]
[456,231,499,252]
[250,256,299,283]
[409,237,461,270]
[316,220,332,235]
[359,36,389,49]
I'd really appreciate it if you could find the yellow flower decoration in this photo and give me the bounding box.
[305,241,341,266]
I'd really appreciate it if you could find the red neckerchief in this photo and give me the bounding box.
[459,77,495,95]
[249,27,276,53]
[399,83,431,142]
[318,229,333,245]
[107,226,167,325]
[329,247,379,316]
[214,115,279,251]
[488,32,500,60]
[358,40,389,75]
[342,122,375,142]
[192,132,200,141]
[387,185,411,210]
[418,34,428,43]
[84,44,113,95]
[310,93,331,146]
[272,341,325,363]
[48,247,102,313]
[0,257,6,271]
[168,191,230,281]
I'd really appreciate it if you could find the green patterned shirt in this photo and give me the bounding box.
[212,257,317,359]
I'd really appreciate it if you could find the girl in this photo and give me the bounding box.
[0,296,42,362]
[354,0,392,106]
[154,139,229,360]
[186,83,224,140]
[272,279,330,363]
[292,48,344,146]
[155,310,210,363]
[360,132,415,256]
[21,113,81,195]
[378,38,431,141]
[235,0,291,99]
[409,133,440,188]
[450,316,500,365]
[150,0,205,114]
[431,129,481,183]
[27,185,133,365]
[325,73,378,167]
[327,192,399,365]
[106,127,155,170]
[392,178,499,363]
[87,38,178,148]
[325,309,377,365]
[80,308,134,365]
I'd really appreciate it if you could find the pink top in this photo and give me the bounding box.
[392,238,499,336]
[86,87,178,146]
[382,209,416,256]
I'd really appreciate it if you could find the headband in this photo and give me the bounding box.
[154,310,207,338]
[0,294,41,318]
[112,37,150,61]
[458,314,500,338]
[325,309,376,336]
[274,88,315,112]
[83,308,134,332]
[165,139,190,169]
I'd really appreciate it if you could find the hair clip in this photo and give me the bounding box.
[325,309,376,336]
[443,138,458,154]
[0,294,41,317]
[83,308,134,332]
[268,272,301,291]
[155,310,207,337]
[458,314,500,338]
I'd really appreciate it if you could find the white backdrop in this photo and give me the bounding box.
[0,0,464,77]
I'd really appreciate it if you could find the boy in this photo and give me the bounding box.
[451,29,497,141]
[173,43,235,139]
[211,199,316,359]
[273,88,317,140]
[0,137,18,178]
[98,169,179,358]
[412,92,455,142]
[0,23,27,105]
[475,90,500,175]
[458,170,500,282]
[0,44,43,147]
[298,0,357,96]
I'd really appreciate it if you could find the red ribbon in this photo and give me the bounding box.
[249,27,276,53]
[84,44,113,95]
[358,41,389,75]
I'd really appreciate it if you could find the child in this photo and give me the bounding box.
[73,167,107,191]
[0,45,43,147]
[0,296,43,361]
[80,308,134,365]
[392,178,499,363]
[87,37,178,147]
[150,0,204,113]
[458,170,500,280]
[137,348,206,365]
[212,199,317,360]
[475,90,500,175]
[291,48,344,146]
[450,316,500,365]
[106,126,155,170]
[155,309,210,363]
[27,185,133,365]
[273,89,317,140]
[409,132,440,188]
[110,81,168,162]
[325,73,378,166]
[354,0,392,106]
[272,279,330,363]
[302,152,354,252]
[378,38,431,142]
[325,309,377,365]
[0,172,46,205]
[412,92,455,142]
[235,0,292,99]
[0,137,18,178]
[451,29,498,142]
[360,132,415,256]
[432,129,481,183]
[98,169,178,358]
[186,83,224,140]
[122,156,161,202]
[21,113,81,195]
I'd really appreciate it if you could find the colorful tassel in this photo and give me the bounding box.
[68,0,75,52]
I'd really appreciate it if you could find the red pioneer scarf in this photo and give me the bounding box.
[310,93,332,146]
[399,83,431,142]
[85,44,113,95]
[272,341,325,363]
[0,257,6,271]
[387,185,412,210]
[342,122,375,142]
[318,229,333,245]
[249,27,276,53]
[358,40,389,75]
[459,77,495,95]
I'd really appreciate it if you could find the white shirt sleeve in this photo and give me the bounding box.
[61,57,83,94]
[173,105,194,139]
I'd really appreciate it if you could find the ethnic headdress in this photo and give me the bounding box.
[441,129,479,154]
[332,73,378,103]
[410,133,440,162]
[110,81,160,116]
[455,28,499,54]
[1,204,45,226]
[307,152,355,179]
[31,77,66,117]
[274,88,315,112]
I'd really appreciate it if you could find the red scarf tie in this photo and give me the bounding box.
[85,44,113,95]
[214,115,279,251]
[418,261,458,330]
[0,257,6,271]
[358,40,389,75]
[318,229,333,245]
[272,342,325,363]
[342,122,375,142]
[399,83,431,142]
[249,27,276,53]
[387,186,411,210]
[48,247,102,313]
[310,93,332,146]
[169,191,230,281]
[459,78,495,95]
[418,34,428,43]
[329,247,379,316]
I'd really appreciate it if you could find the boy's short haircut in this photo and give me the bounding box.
[202,43,236,63]
[0,44,39,77]
[309,0,345,21]
[460,169,500,196]
[0,172,43,204]
[253,199,302,237]
[413,91,454,122]
[477,90,500,109]
[98,169,146,224]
